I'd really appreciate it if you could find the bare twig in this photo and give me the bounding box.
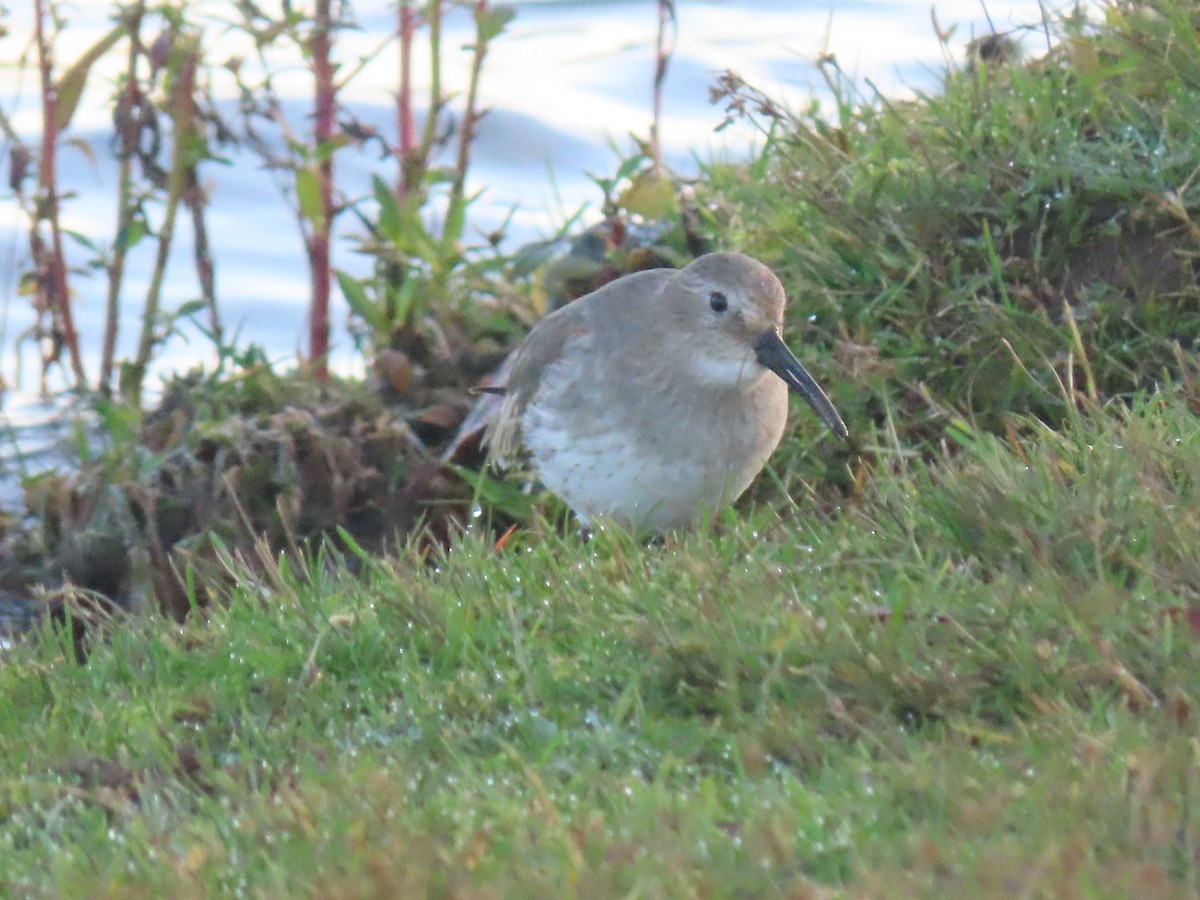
[185,170,221,344]
[978,0,997,34]
[1037,0,1052,53]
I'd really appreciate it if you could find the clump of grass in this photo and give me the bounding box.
[2,392,1199,894]
[707,0,1200,470]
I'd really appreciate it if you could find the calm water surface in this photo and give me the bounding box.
[0,0,1072,478]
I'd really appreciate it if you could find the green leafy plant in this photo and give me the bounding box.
[336,1,515,371]
[3,0,229,401]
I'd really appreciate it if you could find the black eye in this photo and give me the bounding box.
[709,291,728,313]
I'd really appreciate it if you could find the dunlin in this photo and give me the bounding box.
[485,251,847,532]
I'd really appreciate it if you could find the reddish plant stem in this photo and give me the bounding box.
[306,0,336,382]
[33,0,87,389]
[397,1,418,199]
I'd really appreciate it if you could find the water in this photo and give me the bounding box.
[0,0,1069,482]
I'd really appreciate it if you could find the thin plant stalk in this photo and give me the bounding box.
[305,0,336,382]
[33,0,86,389]
[650,0,676,173]
[0,109,29,384]
[128,35,199,400]
[397,1,418,198]
[419,0,443,180]
[101,5,145,396]
[447,0,491,240]
[186,171,221,345]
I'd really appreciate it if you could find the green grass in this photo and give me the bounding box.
[704,1,1200,484]
[3,394,1199,896]
[6,2,1200,896]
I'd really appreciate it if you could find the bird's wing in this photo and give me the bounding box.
[483,300,591,467]
[483,267,676,467]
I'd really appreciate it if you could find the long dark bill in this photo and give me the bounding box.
[754,329,849,439]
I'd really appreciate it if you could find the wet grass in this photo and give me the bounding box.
[4,2,1200,896]
[2,394,1199,896]
[707,1,1200,493]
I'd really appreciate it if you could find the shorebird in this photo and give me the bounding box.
[484,251,847,532]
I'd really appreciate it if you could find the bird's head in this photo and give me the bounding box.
[670,252,848,439]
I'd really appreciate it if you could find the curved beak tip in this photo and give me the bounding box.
[754,329,848,439]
